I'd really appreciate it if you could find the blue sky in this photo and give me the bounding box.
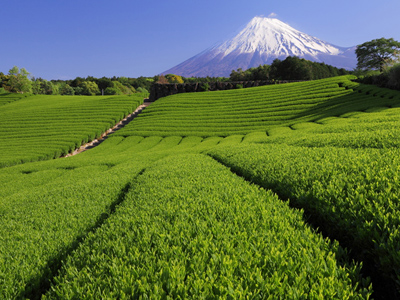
[2,0,400,80]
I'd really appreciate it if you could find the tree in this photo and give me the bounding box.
[156,75,169,84]
[270,57,313,80]
[386,63,400,90]
[79,81,100,95]
[104,87,122,95]
[8,66,32,93]
[165,74,184,84]
[0,73,11,92]
[97,77,113,91]
[59,83,75,95]
[356,38,400,72]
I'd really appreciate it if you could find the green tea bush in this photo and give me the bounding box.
[44,154,371,299]
[208,143,400,294]
[116,76,400,137]
[0,94,145,167]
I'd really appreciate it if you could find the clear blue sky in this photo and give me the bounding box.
[2,0,399,80]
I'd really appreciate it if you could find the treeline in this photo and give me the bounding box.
[230,56,350,81]
[0,68,154,95]
[355,64,400,91]
[1,58,350,95]
[0,67,231,95]
[156,74,230,84]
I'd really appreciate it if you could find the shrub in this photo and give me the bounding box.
[200,83,210,91]
[165,74,184,84]
[157,75,169,84]
[387,64,400,90]
[104,87,122,95]
[79,81,100,96]
[136,87,148,94]
[59,84,75,96]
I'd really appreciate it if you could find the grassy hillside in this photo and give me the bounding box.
[0,92,29,106]
[0,93,145,168]
[2,77,400,298]
[116,75,400,137]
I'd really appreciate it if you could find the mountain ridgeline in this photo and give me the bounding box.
[164,17,356,77]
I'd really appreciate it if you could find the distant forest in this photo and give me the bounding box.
[230,56,350,81]
[0,57,350,95]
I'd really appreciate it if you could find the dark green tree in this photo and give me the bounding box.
[97,77,113,91]
[270,57,313,80]
[70,77,85,88]
[356,38,400,72]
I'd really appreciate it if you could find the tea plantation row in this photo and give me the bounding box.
[116,76,400,137]
[0,135,372,299]
[0,93,145,168]
[2,77,400,298]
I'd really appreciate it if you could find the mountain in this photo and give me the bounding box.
[163,17,357,77]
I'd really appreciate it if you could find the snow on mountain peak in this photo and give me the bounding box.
[216,16,341,57]
[162,16,356,77]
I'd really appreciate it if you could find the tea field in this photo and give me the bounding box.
[0,93,145,168]
[116,75,400,137]
[1,76,400,299]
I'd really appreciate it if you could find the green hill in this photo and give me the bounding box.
[116,75,400,137]
[0,93,145,167]
[2,76,400,299]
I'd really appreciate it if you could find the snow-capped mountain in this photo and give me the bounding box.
[163,16,356,77]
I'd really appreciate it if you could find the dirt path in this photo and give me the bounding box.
[64,101,151,157]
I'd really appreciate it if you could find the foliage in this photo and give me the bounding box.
[1,68,155,96]
[136,86,148,94]
[230,57,348,81]
[104,86,122,95]
[0,94,145,167]
[3,76,400,298]
[0,73,11,92]
[183,76,230,83]
[386,63,400,89]
[32,78,59,95]
[59,83,75,95]
[235,83,243,89]
[269,56,348,80]
[200,82,210,91]
[117,76,400,137]
[8,66,32,93]
[156,74,169,84]
[208,140,400,295]
[42,154,371,299]
[112,80,135,94]
[356,63,400,91]
[79,81,100,95]
[96,77,114,91]
[0,151,153,299]
[356,37,400,72]
[230,64,271,81]
[165,73,184,83]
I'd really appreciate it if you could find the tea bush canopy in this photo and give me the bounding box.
[3,76,400,298]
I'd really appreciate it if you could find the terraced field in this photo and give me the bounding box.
[116,75,400,137]
[0,93,145,167]
[2,76,400,299]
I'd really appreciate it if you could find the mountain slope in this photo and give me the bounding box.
[164,17,356,77]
